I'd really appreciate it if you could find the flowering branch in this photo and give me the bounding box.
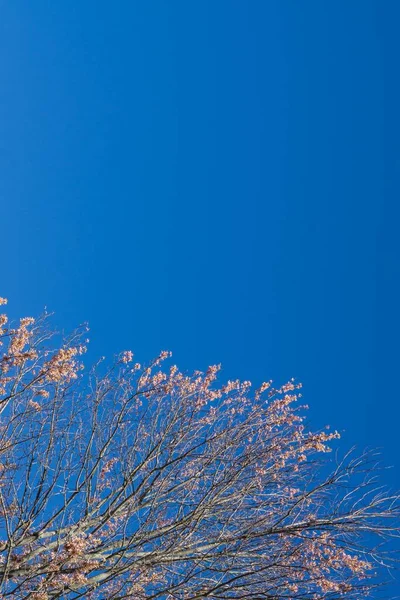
[0,298,397,599]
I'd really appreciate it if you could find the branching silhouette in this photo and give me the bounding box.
[0,297,398,599]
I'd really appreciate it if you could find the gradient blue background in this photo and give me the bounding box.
[1,1,399,591]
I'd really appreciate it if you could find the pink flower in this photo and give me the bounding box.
[121,350,134,363]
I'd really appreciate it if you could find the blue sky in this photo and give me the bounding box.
[1,1,400,586]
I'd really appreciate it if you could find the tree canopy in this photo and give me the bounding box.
[0,297,398,599]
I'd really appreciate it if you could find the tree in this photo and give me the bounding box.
[0,296,398,599]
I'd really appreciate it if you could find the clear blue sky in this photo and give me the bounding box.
[1,1,399,584]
